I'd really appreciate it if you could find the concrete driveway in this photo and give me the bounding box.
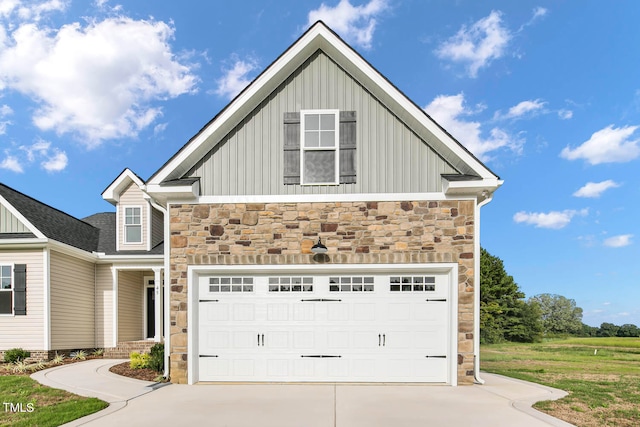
[31,360,574,427]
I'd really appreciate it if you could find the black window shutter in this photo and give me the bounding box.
[283,112,300,185]
[284,111,356,185]
[14,264,26,315]
[339,111,357,184]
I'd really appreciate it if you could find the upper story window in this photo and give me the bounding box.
[124,207,142,244]
[301,110,339,185]
[0,265,13,314]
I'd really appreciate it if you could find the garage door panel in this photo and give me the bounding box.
[198,273,452,383]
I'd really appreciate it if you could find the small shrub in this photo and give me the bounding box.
[51,353,65,364]
[4,348,30,363]
[29,360,46,372]
[92,348,104,357]
[148,343,164,373]
[130,352,151,369]
[12,360,29,374]
[70,350,87,360]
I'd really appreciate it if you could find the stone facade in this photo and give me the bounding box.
[169,200,476,384]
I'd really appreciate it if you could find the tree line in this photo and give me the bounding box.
[480,247,640,343]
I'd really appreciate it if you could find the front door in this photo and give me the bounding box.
[146,285,155,339]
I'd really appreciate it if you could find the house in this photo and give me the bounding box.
[0,170,165,360]
[0,21,501,385]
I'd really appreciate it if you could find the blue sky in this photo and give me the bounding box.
[1,0,638,327]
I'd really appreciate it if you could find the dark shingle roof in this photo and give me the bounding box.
[83,212,164,256]
[0,183,99,252]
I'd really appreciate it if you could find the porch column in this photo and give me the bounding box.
[153,267,163,342]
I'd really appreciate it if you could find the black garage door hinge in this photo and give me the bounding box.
[425,299,447,302]
[199,355,219,358]
[199,299,220,302]
[301,298,342,302]
[425,355,447,358]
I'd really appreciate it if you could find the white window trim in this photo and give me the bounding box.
[0,263,14,316]
[300,109,340,186]
[123,205,143,244]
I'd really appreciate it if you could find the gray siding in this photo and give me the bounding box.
[188,51,459,196]
[0,205,29,233]
[151,207,164,248]
[49,250,95,349]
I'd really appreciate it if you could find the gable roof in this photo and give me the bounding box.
[0,183,99,252]
[147,21,501,195]
[102,168,146,205]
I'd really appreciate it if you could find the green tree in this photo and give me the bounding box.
[480,248,542,343]
[598,322,620,337]
[616,323,640,337]
[529,293,583,336]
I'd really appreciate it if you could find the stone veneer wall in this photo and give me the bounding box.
[169,200,475,384]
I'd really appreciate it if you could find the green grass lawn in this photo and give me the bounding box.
[481,337,640,427]
[0,376,108,427]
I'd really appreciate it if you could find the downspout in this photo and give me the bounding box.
[146,196,170,380]
[474,190,493,384]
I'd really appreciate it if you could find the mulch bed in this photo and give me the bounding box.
[108,362,160,382]
[1,357,163,382]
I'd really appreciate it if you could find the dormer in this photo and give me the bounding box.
[102,169,164,252]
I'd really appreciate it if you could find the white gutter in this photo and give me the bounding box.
[474,191,494,384]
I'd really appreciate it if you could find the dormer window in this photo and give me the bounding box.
[124,207,142,244]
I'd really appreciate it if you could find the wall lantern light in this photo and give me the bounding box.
[311,238,328,254]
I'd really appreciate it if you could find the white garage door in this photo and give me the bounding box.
[197,273,451,383]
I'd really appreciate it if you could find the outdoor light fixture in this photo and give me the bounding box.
[311,238,328,254]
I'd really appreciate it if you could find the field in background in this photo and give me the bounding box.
[481,338,640,427]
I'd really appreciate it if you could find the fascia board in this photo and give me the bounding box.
[0,194,46,238]
[0,238,48,248]
[102,168,146,203]
[144,182,199,203]
[442,177,504,196]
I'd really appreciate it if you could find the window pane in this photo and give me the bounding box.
[126,225,141,242]
[1,266,10,276]
[0,292,11,314]
[304,151,335,183]
[305,114,319,130]
[320,131,335,147]
[320,114,335,130]
[1,278,11,289]
[305,131,319,147]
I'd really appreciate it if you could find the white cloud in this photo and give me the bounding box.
[20,139,50,161]
[435,10,511,78]
[558,109,573,120]
[560,125,640,165]
[0,0,20,18]
[603,234,633,248]
[214,57,259,100]
[0,16,197,147]
[307,0,388,50]
[41,148,67,172]
[0,154,23,172]
[573,180,620,198]
[532,7,548,20]
[495,99,545,120]
[513,208,588,229]
[424,93,522,161]
[0,103,12,134]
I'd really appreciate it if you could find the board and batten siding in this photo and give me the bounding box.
[187,51,460,196]
[49,250,95,349]
[117,270,143,342]
[0,250,44,350]
[95,264,113,348]
[118,183,148,251]
[0,205,30,233]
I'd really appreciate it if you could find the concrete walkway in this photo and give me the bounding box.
[31,359,575,427]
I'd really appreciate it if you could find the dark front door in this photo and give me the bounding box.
[147,287,155,338]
